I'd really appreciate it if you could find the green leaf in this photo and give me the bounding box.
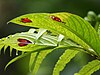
[0,36,14,55]
[0,28,78,53]
[31,49,53,75]
[31,46,74,75]
[1,29,57,52]
[9,12,100,56]
[29,52,38,72]
[5,53,30,70]
[53,49,79,75]
[74,60,100,75]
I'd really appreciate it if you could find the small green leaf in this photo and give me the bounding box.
[74,60,100,75]
[53,49,79,75]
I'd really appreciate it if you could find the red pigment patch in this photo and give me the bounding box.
[21,18,32,23]
[17,38,32,47]
[50,15,62,22]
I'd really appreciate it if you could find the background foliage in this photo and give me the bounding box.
[0,0,100,75]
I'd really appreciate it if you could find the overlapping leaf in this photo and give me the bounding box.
[29,52,38,72]
[31,49,53,75]
[0,28,77,53]
[0,28,79,72]
[5,52,30,70]
[53,49,79,75]
[0,29,56,52]
[74,60,100,75]
[1,12,100,75]
[9,12,100,56]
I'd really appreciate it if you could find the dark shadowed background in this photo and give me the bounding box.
[0,0,100,75]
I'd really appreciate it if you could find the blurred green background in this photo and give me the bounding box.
[0,0,100,75]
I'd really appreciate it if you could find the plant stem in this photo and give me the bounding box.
[94,21,100,32]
